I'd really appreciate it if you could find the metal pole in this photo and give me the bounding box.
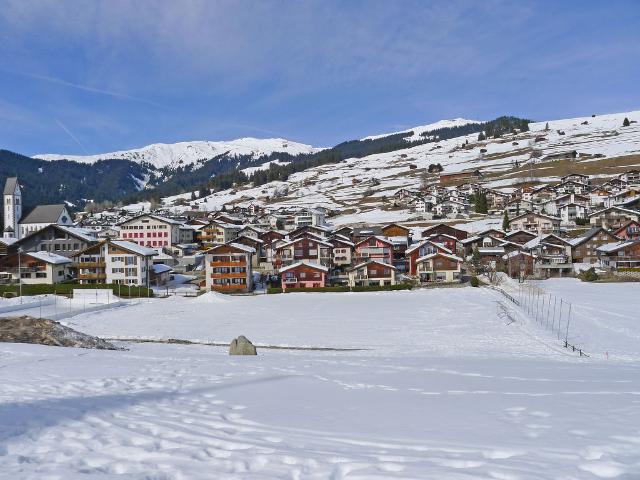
[565,303,572,343]
[552,296,558,334]
[18,248,22,303]
[545,294,552,329]
[558,299,563,340]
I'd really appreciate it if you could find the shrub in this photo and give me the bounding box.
[579,268,598,282]
[350,283,412,292]
[470,276,480,287]
[0,283,154,298]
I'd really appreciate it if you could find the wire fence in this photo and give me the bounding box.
[490,283,588,357]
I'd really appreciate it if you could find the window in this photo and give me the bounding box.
[300,272,306,279]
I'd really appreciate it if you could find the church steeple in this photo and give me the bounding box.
[3,177,22,239]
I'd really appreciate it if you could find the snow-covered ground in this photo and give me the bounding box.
[2,286,640,478]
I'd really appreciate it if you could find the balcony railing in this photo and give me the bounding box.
[76,261,106,268]
[78,273,107,280]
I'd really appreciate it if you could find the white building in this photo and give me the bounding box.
[72,239,157,286]
[118,214,182,252]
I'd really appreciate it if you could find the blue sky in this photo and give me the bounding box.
[1,0,639,156]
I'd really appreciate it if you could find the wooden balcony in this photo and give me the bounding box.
[78,272,107,280]
[210,260,247,267]
[211,272,246,279]
[76,261,106,268]
[211,283,247,291]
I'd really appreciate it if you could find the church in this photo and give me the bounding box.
[3,177,73,239]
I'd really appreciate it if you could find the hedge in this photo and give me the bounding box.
[618,268,640,272]
[268,284,412,294]
[0,283,154,298]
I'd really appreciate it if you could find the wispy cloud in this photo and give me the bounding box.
[54,118,90,155]
[3,70,165,109]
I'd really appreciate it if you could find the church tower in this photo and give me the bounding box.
[3,177,22,239]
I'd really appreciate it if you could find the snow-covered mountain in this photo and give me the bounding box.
[361,118,481,141]
[34,137,322,170]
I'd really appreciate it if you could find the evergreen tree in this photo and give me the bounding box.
[544,122,550,131]
[477,132,486,141]
[502,210,510,231]
[475,191,488,214]
[623,117,630,127]
[190,191,196,201]
[471,246,482,272]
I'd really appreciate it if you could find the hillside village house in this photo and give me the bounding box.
[421,223,468,241]
[568,227,619,264]
[231,235,264,269]
[347,259,396,287]
[329,236,354,267]
[414,252,462,283]
[72,239,157,286]
[12,224,97,258]
[406,239,453,275]
[0,251,72,285]
[509,212,560,235]
[613,220,640,240]
[353,236,394,265]
[597,240,640,269]
[274,235,333,269]
[118,214,181,251]
[588,207,640,230]
[200,220,242,244]
[204,243,254,293]
[279,261,328,290]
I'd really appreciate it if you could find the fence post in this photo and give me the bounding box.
[565,302,572,343]
[557,299,563,340]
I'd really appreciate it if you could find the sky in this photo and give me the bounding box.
[0,0,639,156]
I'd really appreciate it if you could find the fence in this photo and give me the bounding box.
[490,283,588,357]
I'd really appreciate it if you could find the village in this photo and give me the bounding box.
[1,168,638,295]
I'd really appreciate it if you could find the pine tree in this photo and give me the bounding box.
[502,210,510,231]
[623,117,630,127]
[471,246,482,272]
[544,122,550,131]
[478,132,486,141]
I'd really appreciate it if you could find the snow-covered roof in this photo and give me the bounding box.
[152,263,173,274]
[596,241,637,253]
[110,240,158,257]
[279,261,329,273]
[57,225,97,242]
[350,259,397,271]
[27,251,73,265]
[416,252,463,263]
[501,250,534,260]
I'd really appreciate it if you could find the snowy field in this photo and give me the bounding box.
[2,286,640,479]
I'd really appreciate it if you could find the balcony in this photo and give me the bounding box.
[76,261,106,268]
[211,272,246,279]
[210,260,246,267]
[78,273,107,280]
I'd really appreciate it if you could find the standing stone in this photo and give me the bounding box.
[229,335,257,355]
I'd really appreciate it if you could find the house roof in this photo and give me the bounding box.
[502,250,534,260]
[350,259,397,271]
[118,213,182,226]
[205,242,256,254]
[588,206,640,218]
[416,252,462,263]
[354,235,393,248]
[510,211,560,222]
[21,204,67,224]
[26,251,73,265]
[110,240,159,257]
[152,263,173,274]
[406,239,452,255]
[279,261,329,273]
[597,240,638,253]
[3,177,18,195]
[568,227,612,247]
[504,229,537,240]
